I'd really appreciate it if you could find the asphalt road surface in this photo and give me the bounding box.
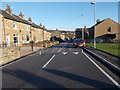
[2,42,119,89]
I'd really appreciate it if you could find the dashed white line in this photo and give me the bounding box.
[42,55,56,68]
[58,48,63,53]
[58,44,66,53]
[82,51,120,88]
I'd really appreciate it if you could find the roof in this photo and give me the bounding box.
[91,19,105,28]
[0,9,43,29]
[90,18,118,29]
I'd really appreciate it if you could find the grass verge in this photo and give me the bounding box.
[86,43,120,57]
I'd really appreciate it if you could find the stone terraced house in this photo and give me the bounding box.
[0,5,51,46]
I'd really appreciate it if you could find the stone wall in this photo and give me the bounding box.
[0,41,59,65]
[0,47,20,65]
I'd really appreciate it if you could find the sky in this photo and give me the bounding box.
[1,2,118,31]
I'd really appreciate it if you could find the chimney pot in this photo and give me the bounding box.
[5,4,12,15]
[28,17,32,22]
[19,12,24,19]
[97,19,100,23]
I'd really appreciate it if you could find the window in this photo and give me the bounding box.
[26,35,29,41]
[108,27,111,32]
[26,25,29,30]
[13,22,17,29]
[22,34,24,40]
[13,34,19,44]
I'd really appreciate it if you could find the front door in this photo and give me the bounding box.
[6,35,10,46]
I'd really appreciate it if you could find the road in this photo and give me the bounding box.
[2,42,119,88]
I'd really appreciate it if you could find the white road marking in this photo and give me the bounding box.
[58,44,66,53]
[42,55,56,68]
[84,48,120,70]
[73,52,79,55]
[58,48,62,53]
[39,51,41,55]
[82,51,120,88]
[62,52,68,55]
[82,49,84,53]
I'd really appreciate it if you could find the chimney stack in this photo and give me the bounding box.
[28,17,32,22]
[5,4,12,15]
[96,19,100,24]
[40,23,42,27]
[43,25,45,29]
[19,12,24,19]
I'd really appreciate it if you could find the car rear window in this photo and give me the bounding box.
[76,40,84,42]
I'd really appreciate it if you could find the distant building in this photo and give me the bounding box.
[50,29,62,38]
[88,18,120,42]
[64,31,75,39]
[75,26,89,40]
[50,29,75,40]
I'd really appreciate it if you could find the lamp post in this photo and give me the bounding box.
[82,14,84,40]
[43,25,45,47]
[43,25,45,42]
[91,2,96,49]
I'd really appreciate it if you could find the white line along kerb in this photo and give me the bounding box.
[84,48,120,70]
[42,55,56,68]
[82,51,120,88]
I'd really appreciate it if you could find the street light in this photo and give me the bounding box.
[91,2,96,49]
[43,25,45,47]
[43,25,45,42]
[82,14,84,40]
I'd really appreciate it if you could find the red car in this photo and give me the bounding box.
[73,39,86,47]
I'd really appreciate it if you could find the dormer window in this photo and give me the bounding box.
[13,22,18,29]
[108,27,111,32]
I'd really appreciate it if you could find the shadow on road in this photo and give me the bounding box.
[44,69,118,88]
[2,68,67,89]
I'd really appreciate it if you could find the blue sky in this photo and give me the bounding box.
[1,2,118,31]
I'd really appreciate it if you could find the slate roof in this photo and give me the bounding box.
[0,9,43,29]
[90,19,107,29]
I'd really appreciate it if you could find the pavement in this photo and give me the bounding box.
[2,42,120,89]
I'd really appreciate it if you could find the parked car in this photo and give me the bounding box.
[90,38,103,43]
[69,39,74,42]
[73,39,86,47]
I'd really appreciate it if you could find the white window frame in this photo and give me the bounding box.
[13,22,18,29]
[26,25,29,30]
